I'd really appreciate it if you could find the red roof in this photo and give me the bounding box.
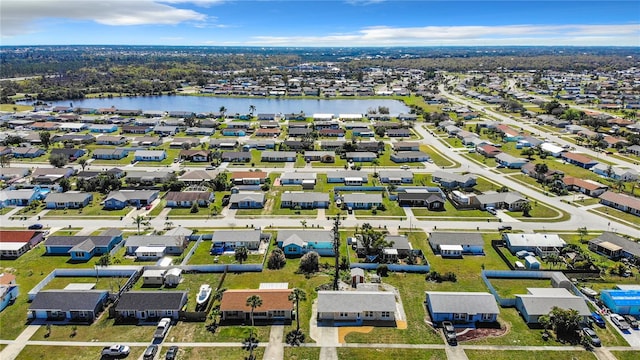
[0,273,16,285]
[600,191,640,210]
[0,230,37,243]
[563,176,607,191]
[231,171,267,179]
[219,289,293,312]
[478,144,502,154]
[562,152,597,165]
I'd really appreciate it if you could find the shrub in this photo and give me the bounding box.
[267,248,287,270]
[298,251,319,273]
[376,264,389,277]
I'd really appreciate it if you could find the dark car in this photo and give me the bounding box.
[623,314,639,329]
[498,225,512,231]
[28,223,43,230]
[582,327,601,347]
[143,344,158,360]
[442,321,457,345]
[591,312,606,328]
[165,346,179,360]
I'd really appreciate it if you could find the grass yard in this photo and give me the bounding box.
[31,314,155,342]
[489,278,552,298]
[336,348,447,360]
[589,207,640,230]
[411,201,490,219]
[16,346,146,360]
[465,350,596,360]
[0,104,33,111]
[505,202,568,222]
[464,153,497,167]
[0,207,15,215]
[421,145,459,168]
[131,272,223,311]
[43,194,131,218]
[610,351,640,360]
[186,240,264,265]
[161,347,264,360]
[41,276,118,291]
[49,228,83,236]
[283,346,321,359]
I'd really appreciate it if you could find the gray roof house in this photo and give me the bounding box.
[588,231,640,261]
[432,170,477,189]
[210,230,264,251]
[425,292,499,324]
[378,170,413,184]
[515,288,591,324]
[472,191,529,211]
[229,192,265,209]
[281,191,329,209]
[114,291,188,320]
[125,235,187,257]
[390,151,430,163]
[317,290,396,325]
[342,193,382,209]
[28,290,109,323]
[428,232,485,256]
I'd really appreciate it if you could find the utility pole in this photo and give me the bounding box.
[332,214,341,291]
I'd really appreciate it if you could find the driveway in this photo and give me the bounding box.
[262,325,284,360]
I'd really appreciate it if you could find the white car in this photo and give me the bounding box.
[400,165,410,170]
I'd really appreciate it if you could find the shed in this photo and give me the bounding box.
[524,255,540,270]
[439,244,463,258]
[351,268,365,288]
[550,272,571,290]
[143,269,166,286]
[164,268,183,287]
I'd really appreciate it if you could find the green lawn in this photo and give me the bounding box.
[131,272,224,311]
[336,348,446,360]
[186,240,264,265]
[49,228,82,236]
[505,202,568,222]
[30,316,154,342]
[41,276,116,291]
[43,194,131,218]
[589,206,640,230]
[0,207,15,215]
[160,347,264,360]
[16,346,146,360]
[610,351,640,360]
[283,347,322,360]
[412,201,490,219]
[489,278,551,298]
[465,350,596,360]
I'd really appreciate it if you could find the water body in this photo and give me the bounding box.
[47,96,409,115]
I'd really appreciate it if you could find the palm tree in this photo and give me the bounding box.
[520,202,532,217]
[219,106,227,120]
[371,158,380,175]
[132,215,148,235]
[246,294,263,336]
[249,105,256,116]
[235,246,248,264]
[288,288,307,333]
[78,158,88,171]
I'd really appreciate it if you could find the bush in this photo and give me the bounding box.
[376,264,389,277]
[267,248,286,270]
[298,251,319,273]
[190,202,199,213]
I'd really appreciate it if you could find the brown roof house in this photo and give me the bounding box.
[219,289,293,323]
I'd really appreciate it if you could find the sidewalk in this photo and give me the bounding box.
[0,324,40,360]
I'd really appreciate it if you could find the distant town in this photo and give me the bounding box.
[0,46,639,360]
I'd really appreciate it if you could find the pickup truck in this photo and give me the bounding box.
[610,314,631,330]
[153,317,172,339]
[101,344,130,358]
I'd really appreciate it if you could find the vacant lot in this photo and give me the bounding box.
[489,278,551,298]
[15,345,146,360]
[337,348,446,360]
[465,349,596,360]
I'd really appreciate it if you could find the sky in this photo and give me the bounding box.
[1,0,639,47]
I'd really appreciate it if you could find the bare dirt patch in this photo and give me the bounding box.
[338,327,373,343]
[456,325,508,342]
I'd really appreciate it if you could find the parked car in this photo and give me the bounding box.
[582,327,601,347]
[486,207,497,215]
[590,312,606,328]
[101,344,130,358]
[623,314,639,329]
[165,346,179,360]
[145,204,153,210]
[610,314,631,330]
[400,165,410,170]
[143,344,158,360]
[28,223,43,230]
[498,225,512,231]
[442,321,457,345]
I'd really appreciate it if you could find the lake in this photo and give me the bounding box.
[47,96,409,115]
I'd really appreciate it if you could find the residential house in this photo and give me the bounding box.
[45,231,123,261]
[44,192,93,209]
[89,124,118,133]
[382,235,412,261]
[386,128,412,137]
[592,164,638,181]
[185,127,215,136]
[153,125,178,136]
[114,291,188,320]
[428,232,485,257]
[397,188,446,210]
[261,151,297,162]
[599,191,640,217]
[316,290,396,325]
[209,139,239,150]
[476,144,502,158]
[588,232,640,262]
[93,148,127,160]
[326,170,368,185]
[170,137,200,149]
[0,273,19,312]
[134,150,167,162]
[495,153,529,169]
[562,176,609,197]
[0,167,30,182]
[318,128,345,137]
[255,128,281,137]
[351,127,374,137]
[280,192,329,209]
[342,193,382,210]
[221,151,251,163]
[378,170,413,184]
[303,151,335,163]
[515,288,591,324]
[391,151,430,163]
[393,141,420,151]
[540,142,565,157]
[125,235,188,259]
[179,150,210,162]
[12,147,45,158]
[210,230,265,253]
[220,289,293,322]
[319,140,346,151]
[28,290,109,323]
[346,152,377,162]
[562,152,599,169]
[231,171,267,185]
[471,191,529,211]
[0,230,45,259]
[426,292,499,324]
[229,192,265,209]
[280,172,317,186]
[124,170,173,185]
[104,190,159,210]
[277,230,334,256]
[179,170,217,185]
[288,127,312,137]
[222,128,246,136]
[31,167,74,184]
[131,136,161,146]
[432,170,477,189]
[0,188,40,208]
[503,233,566,257]
[165,191,214,208]
[122,125,153,134]
[50,148,86,161]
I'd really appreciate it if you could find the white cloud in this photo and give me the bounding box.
[1,0,208,37]
[246,24,640,46]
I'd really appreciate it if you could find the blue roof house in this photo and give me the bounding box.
[600,289,640,316]
[277,230,334,257]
